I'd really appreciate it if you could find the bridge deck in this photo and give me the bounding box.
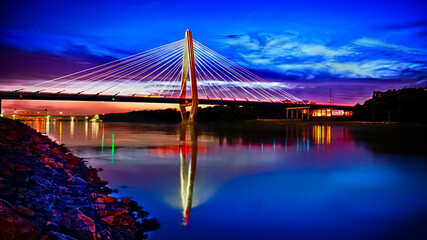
[0,91,354,110]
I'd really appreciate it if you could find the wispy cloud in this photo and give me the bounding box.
[219,32,427,80]
[352,37,416,53]
[0,28,132,60]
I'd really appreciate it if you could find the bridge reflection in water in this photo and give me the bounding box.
[23,120,341,227]
[18,120,427,239]
[179,124,197,226]
[175,123,335,226]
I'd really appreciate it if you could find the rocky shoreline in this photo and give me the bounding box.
[0,117,159,240]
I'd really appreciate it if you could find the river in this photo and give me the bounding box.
[25,120,427,240]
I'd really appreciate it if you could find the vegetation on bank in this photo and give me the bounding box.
[353,87,427,123]
[101,109,182,122]
[101,106,288,122]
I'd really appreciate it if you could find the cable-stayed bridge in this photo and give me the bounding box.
[0,30,353,122]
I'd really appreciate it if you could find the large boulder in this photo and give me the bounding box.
[141,218,160,232]
[61,208,96,240]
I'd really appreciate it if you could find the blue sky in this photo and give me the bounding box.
[0,0,426,110]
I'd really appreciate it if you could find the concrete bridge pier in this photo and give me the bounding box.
[286,106,310,120]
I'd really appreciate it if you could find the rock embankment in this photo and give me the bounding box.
[0,117,159,240]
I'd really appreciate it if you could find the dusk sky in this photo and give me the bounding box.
[1,0,426,114]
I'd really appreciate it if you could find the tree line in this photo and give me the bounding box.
[100,105,287,123]
[353,87,427,123]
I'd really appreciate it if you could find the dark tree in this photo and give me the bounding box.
[353,87,427,123]
[100,105,288,122]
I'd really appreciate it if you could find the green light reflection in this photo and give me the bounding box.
[111,133,115,163]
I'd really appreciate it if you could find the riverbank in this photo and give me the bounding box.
[0,117,159,239]
[250,119,427,127]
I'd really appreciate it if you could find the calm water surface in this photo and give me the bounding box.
[26,120,427,240]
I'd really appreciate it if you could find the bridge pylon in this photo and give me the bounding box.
[179,30,198,122]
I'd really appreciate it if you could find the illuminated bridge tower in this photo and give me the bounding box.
[180,124,197,226]
[179,30,199,122]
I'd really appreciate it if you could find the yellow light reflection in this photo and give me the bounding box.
[91,121,99,139]
[322,126,325,145]
[313,125,332,146]
[70,120,74,138]
[36,120,40,133]
[45,119,50,135]
[59,121,63,144]
[85,120,88,138]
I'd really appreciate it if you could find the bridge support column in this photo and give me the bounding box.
[179,30,198,123]
[286,106,311,120]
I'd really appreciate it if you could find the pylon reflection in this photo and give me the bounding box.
[179,123,197,227]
